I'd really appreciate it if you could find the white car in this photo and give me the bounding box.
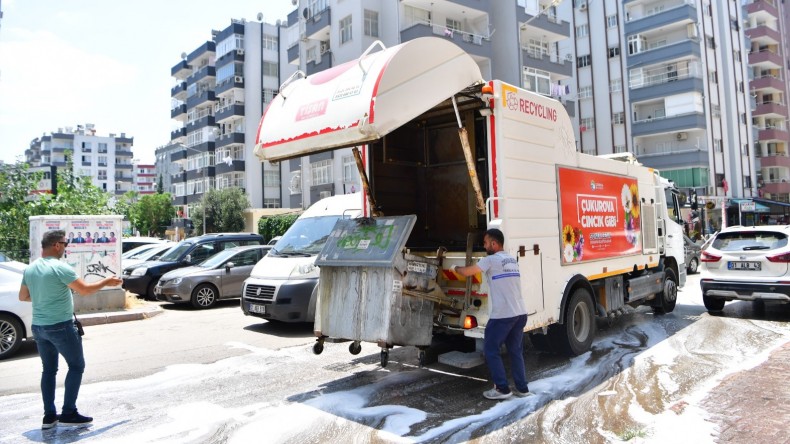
[0,260,32,360]
[700,225,790,312]
[122,242,176,270]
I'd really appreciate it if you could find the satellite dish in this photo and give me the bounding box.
[292,0,297,5]
[257,12,263,21]
[181,52,187,60]
[302,8,308,19]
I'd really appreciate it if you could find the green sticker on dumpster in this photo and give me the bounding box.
[316,215,416,267]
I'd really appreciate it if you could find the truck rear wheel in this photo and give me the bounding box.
[652,269,678,314]
[703,295,725,312]
[549,288,595,356]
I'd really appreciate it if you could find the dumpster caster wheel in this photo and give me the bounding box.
[349,341,362,355]
[313,340,324,355]
[418,350,426,368]
[380,349,389,368]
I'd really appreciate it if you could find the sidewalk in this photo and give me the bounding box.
[700,341,790,444]
[75,302,163,327]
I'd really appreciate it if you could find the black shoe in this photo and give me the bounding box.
[58,411,93,426]
[42,414,59,429]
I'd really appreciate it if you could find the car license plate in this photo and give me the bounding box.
[728,261,761,271]
[249,303,266,314]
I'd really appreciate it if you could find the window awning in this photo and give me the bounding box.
[753,197,790,209]
[730,198,770,213]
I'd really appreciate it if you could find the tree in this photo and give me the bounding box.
[193,187,250,234]
[128,193,176,237]
[157,175,164,194]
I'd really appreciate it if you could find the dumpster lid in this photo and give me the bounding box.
[316,215,417,267]
[254,37,483,162]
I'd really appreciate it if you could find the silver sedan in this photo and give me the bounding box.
[155,245,271,309]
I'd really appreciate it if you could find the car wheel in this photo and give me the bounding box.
[191,284,218,309]
[652,268,678,314]
[145,280,160,301]
[687,257,699,274]
[703,295,725,312]
[548,288,595,356]
[0,314,24,360]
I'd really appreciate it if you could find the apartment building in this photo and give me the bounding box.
[25,124,135,196]
[168,18,293,217]
[133,163,156,195]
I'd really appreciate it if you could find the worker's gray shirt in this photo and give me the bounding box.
[477,251,528,319]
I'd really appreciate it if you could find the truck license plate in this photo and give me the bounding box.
[249,303,267,314]
[728,261,761,271]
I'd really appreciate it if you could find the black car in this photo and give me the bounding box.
[122,233,264,299]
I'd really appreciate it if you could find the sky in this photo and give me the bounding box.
[0,0,296,165]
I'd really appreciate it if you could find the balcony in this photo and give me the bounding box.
[188,141,215,154]
[187,166,215,180]
[81,161,91,167]
[630,74,704,103]
[216,103,245,123]
[171,60,191,78]
[746,0,779,18]
[751,75,785,94]
[305,7,331,40]
[631,112,706,137]
[762,180,790,195]
[400,22,492,60]
[627,39,701,68]
[170,127,187,141]
[306,53,332,76]
[288,43,299,64]
[185,115,216,132]
[187,65,216,85]
[746,25,781,46]
[215,159,246,175]
[171,171,186,182]
[171,82,187,99]
[624,3,697,36]
[186,41,216,65]
[171,151,187,162]
[516,7,570,41]
[215,48,245,69]
[215,75,244,95]
[758,127,789,142]
[114,175,133,183]
[760,154,790,169]
[171,104,187,119]
[636,146,709,170]
[753,102,787,119]
[186,90,216,109]
[115,163,133,170]
[749,49,783,70]
[522,50,573,78]
[215,132,245,149]
[115,148,134,157]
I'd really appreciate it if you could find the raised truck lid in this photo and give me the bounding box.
[254,37,483,162]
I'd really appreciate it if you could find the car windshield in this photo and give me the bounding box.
[123,245,159,259]
[197,249,240,268]
[271,216,341,256]
[711,231,788,252]
[158,241,195,262]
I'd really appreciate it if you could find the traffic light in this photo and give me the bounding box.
[689,189,698,210]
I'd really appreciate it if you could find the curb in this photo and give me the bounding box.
[76,304,164,327]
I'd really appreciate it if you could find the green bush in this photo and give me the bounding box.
[258,213,300,243]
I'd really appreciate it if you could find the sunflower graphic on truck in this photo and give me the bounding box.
[559,167,642,264]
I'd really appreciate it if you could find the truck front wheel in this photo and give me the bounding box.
[652,269,678,314]
[549,288,595,356]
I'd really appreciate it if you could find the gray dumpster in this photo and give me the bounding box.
[313,215,442,367]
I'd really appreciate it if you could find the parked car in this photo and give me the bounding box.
[700,225,790,312]
[122,236,168,254]
[122,233,264,299]
[122,242,176,270]
[155,245,271,309]
[0,260,31,360]
[684,235,701,274]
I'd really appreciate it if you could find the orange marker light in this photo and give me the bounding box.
[463,315,478,329]
[481,84,494,95]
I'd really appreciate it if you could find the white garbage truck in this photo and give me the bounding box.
[254,37,686,366]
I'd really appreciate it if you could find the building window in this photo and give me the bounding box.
[577,54,591,68]
[742,144,749,156]
[706,36,715,49]
[263,34,278,51]
[744,176,751,188]
[712,104,721,117]
[608,46,620,58]
[342,155,358,183]
[446,18,461,32]
[311,159,333,185]
[741,113,747,124]
[98,156,108,167]
[340,15,353,44]
[614,144,626,153]
[714,139,722,153]
[609,78,622,92]
[363,10,379,37]
[264,170,280,187]
[578,85,592,99]
[98,170,107,181]
[575,24,589,38]
[523,67,551,96]
[98,143,108,153]
[580,117,595,131]
[738,81,744,92]
[612,112,624,125]
[607,14,617,28]
[708,71,718,83]
[715,173,725,187]
[734,50,740,62]
[263,61,278,77]
[263,88,278,104]
[263,198,281,209]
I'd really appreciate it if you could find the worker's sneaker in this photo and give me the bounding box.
[41,414,59,429]
[58,411,93,427]
[483,387,512,400]
[513,389,534,398]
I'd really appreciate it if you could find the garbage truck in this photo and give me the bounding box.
[253,37,686,366]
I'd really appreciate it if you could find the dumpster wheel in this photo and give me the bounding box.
[313,337,325,355]
[418,349,426,368]
[380,349,389,367]
[349,341,362,355]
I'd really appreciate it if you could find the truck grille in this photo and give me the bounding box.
[245,284,276,302]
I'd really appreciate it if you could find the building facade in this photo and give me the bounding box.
[25,124,135,196]
[133,163,156,195]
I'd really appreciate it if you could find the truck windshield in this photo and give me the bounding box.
[158,241,194,262]
[272,216,342,256]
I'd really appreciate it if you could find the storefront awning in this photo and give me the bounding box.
[731,198,770,213]
[753,197,790,209]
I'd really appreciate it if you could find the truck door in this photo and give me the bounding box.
[513,243,544,316]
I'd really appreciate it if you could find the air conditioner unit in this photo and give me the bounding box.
[237,49,245,56]
[565,53,573,62]
[234,75,244,83]
[320,41,330,54]
[676,132,688,141]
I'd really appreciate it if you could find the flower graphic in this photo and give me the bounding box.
[622,182,640,246]
[563,244,575,263]
[629,184,640,219]
[562,224,584,262]
[563,224,576,247]
[621,184,632,213]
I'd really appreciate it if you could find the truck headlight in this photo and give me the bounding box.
[130,267,148,277]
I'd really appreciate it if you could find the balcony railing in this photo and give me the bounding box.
[629,64,702,89]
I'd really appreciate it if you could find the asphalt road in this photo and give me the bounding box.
[0,274,788,443]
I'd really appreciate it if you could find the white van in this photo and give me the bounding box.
[241,193,361,322]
